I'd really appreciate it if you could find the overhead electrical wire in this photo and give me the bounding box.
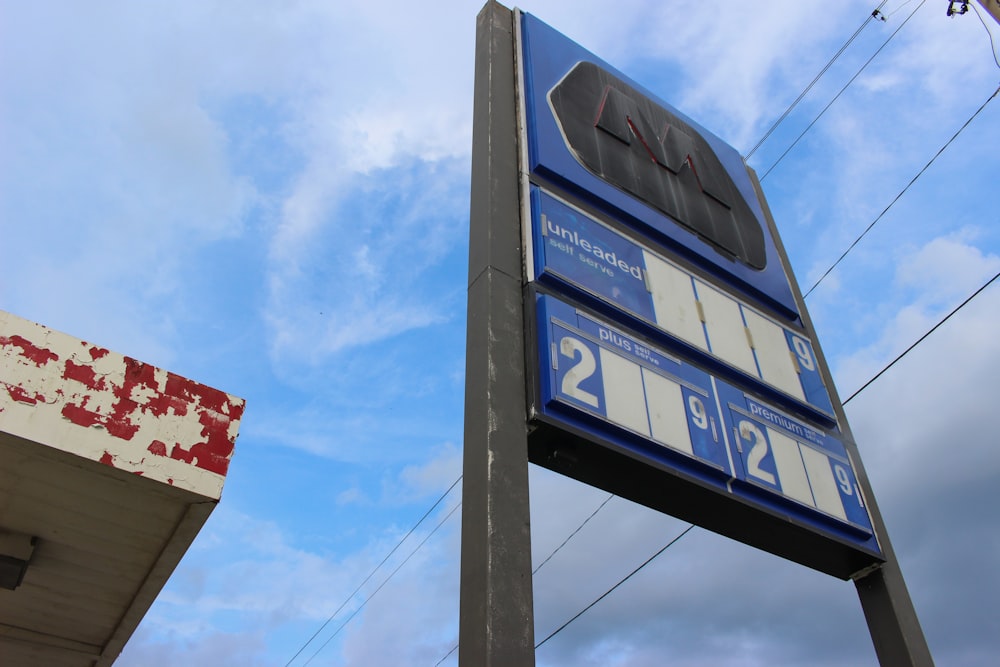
[432,642,458,666]
[884,0,917,19]
[971,0,1000,70]
[802,81,1000,298]
[533,493,615,575]
[744,1,889,160]
[534,525,695,650]
[283,474,463,667]
[843,269,1000,405]
[431,492,617,666]
[303,500,463,665]
[759,0,928,181]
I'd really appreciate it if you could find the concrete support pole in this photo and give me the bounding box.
[459,3,536,666]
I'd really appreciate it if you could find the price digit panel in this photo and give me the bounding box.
[533,293,880,551]
[720,396,875,534]
[529,186,835,421]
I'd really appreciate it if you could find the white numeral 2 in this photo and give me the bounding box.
[559,336,599,408]
[739,420,776,485]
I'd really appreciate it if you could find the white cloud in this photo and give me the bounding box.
[894,229,1000,304]
[396,443,462,503]
[831,231,999,393]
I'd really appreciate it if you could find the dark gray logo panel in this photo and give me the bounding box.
[549,62,766,270]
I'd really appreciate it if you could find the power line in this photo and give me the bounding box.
[283,475,462,667]
[304,499,463,665]
[802,81,1000,298]
[534,524,695,650]
[432,492,617,666]
[843,268,1000,404]
[971,0,1000,69]
[432,642,458,667]
[759,0,928,181]
[533,493,614,575]
[745,1,889,159]
[885,0,917,19]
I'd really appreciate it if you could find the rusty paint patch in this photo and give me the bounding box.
[1,334,59,367]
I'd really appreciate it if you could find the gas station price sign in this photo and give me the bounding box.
[532,293,880,561]
[516,10,884,577]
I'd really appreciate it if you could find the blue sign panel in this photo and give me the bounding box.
[535,293,879,550]
[518,10,882,572]
[531,186,836,421]
[532,187,655,321]
[538,294,734,485]
[519,12,799,319]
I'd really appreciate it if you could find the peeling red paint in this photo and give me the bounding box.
[1,334,59,367]
[159,406,238,475]
[165,373,234,415]
[5,383,45,405]
[169,442,195,465]
[63,359,107,391]
[145,379,190,418]
[123,357,158,390]
[61,402,140,440]
[167,478,174,485]
[6,327,243,480]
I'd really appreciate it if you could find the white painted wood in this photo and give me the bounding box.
[695,281,757,376]
[598,348,650,437]
[643,252,708,350]
[642,369,693,455]
[768,429,815,508]
[801,446,849,521]
[744,309,805,401]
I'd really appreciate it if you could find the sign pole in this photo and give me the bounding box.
[459,2,536,666]
[747,168,934,666]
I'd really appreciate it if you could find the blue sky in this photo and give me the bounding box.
[2,1,1000,665]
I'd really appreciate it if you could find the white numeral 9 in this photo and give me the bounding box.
[791,336,816,371]
[833,463,853,496]
[688,395,709,430]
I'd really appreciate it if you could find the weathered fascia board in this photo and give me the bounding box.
[0,311,244,501]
